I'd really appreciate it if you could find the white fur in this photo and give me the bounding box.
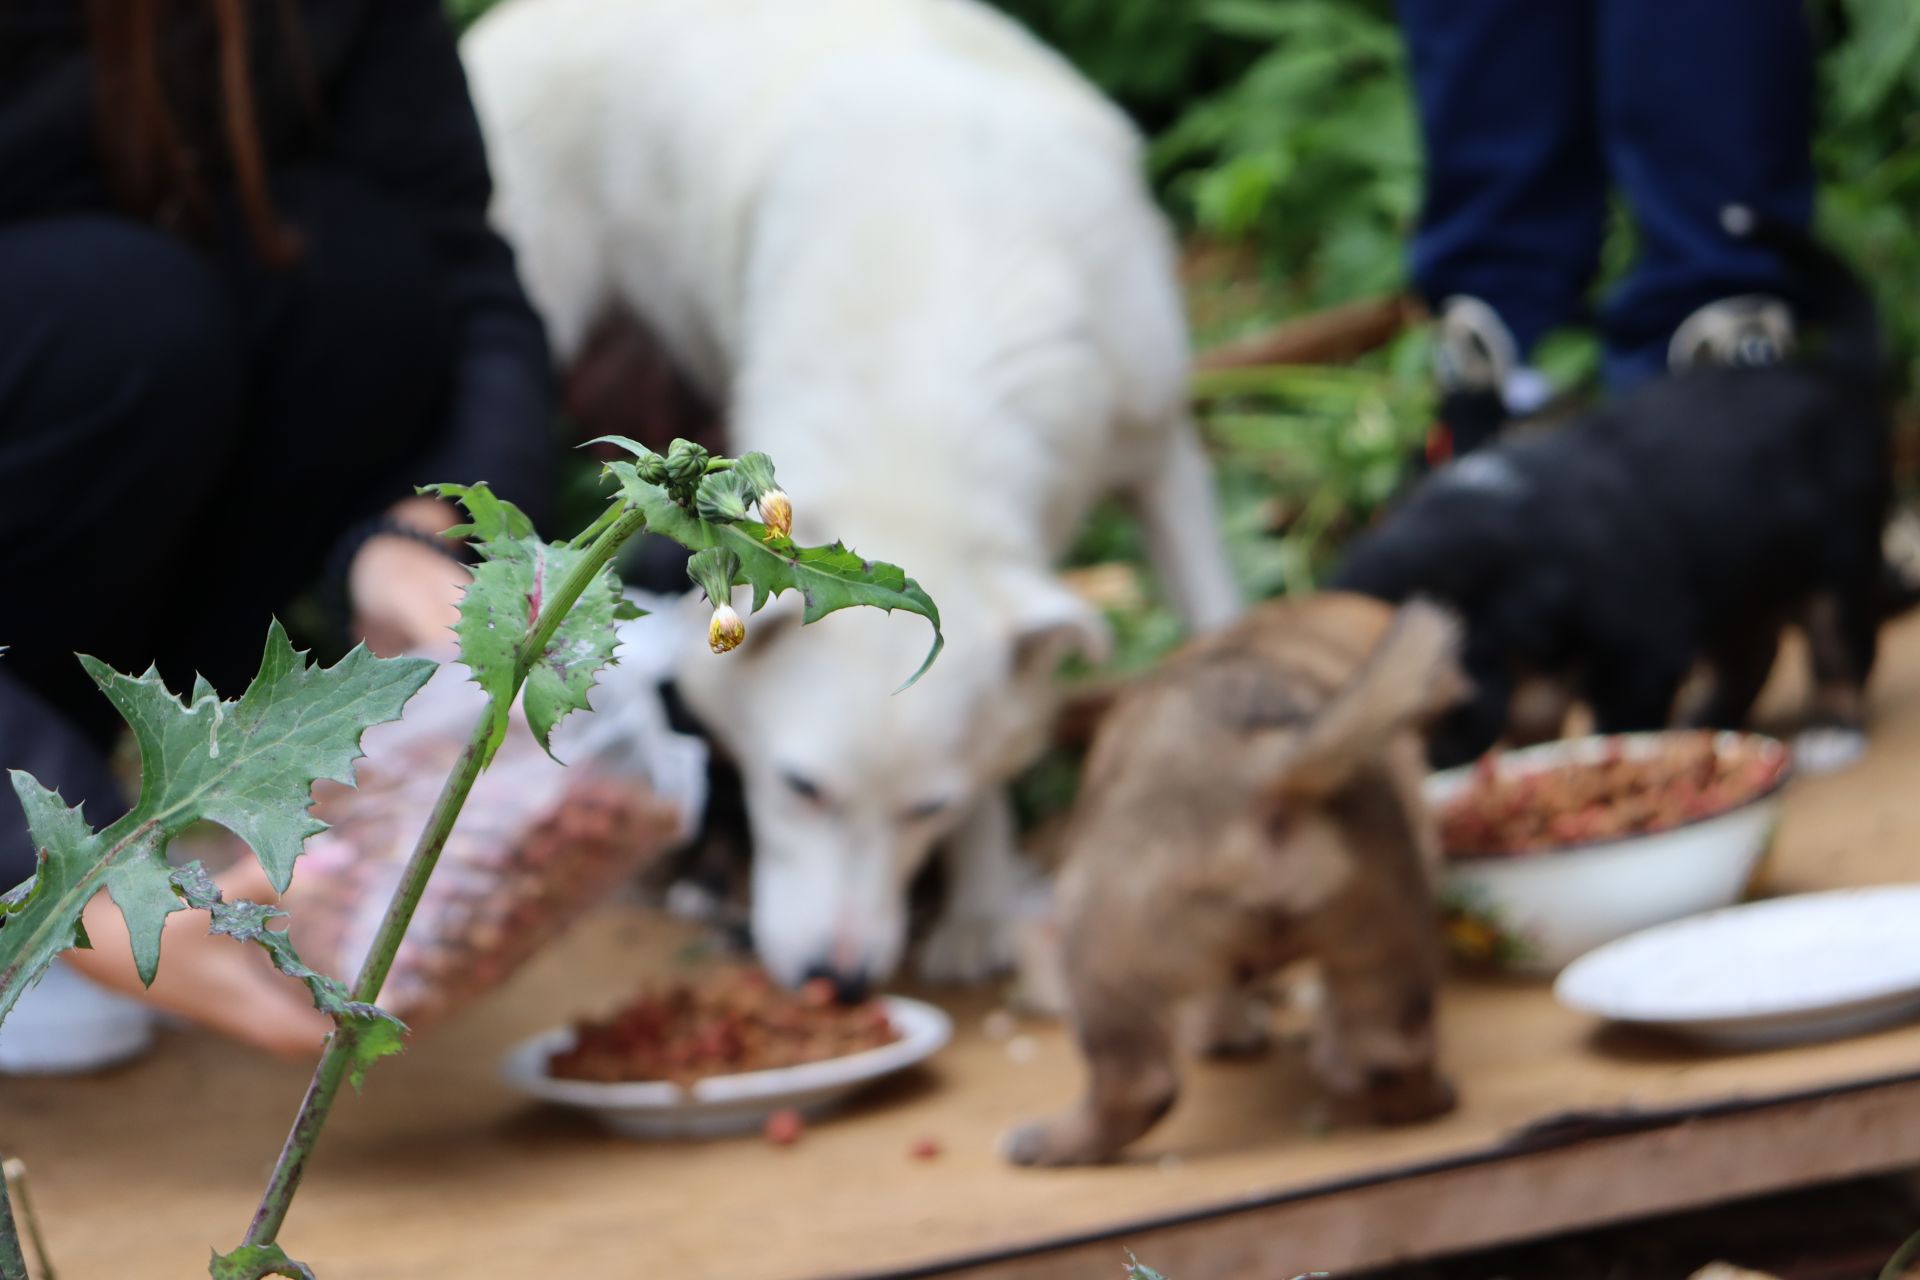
[462,0,1241,987]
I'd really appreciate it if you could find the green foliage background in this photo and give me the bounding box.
[444,0,1919,646]
[441,0,1920,818]
[993,0,1920,389]
[449,0,1920,379]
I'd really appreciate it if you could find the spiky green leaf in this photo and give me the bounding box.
[521,543,625,753]
[0,624,431,1026]
[171,865,406,1090]
[433,484,627,759]
[420,481,535,545]
[607,461,943,688]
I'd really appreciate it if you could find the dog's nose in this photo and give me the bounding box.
[801,963,870,1005]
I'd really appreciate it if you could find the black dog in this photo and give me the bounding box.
[1333,207,1890,770]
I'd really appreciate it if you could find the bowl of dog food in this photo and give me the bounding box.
[500,967,952,1138]
[1427,731,1792,975]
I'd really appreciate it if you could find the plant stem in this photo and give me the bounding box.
[0,1173,24,1280]
[564,498,623,551]
[242,706,492,1247]
[530,508,649,654]
[241,501,651,1250]
[1881,1228,1920,1280]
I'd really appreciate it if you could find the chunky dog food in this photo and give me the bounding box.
[763,1109,806,1147]
[546,969,899,1085]
[1440,734,1788,859]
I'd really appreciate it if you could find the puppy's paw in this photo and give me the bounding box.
[999,1122,1059,1168]
[1794,726,1866,776]
[918,912,1017,986]
[1360,1066,1458,1126]
[999,1120,1103,1169]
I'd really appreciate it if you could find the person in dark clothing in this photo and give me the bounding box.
[1394,0,1816,463]
[0,0,555,1062]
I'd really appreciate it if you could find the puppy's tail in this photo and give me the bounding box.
[1721,204,1883,385]
[1260,599,1468,798]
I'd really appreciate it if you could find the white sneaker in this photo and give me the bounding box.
[0,959,156,1075]
[1669,295,1796,371]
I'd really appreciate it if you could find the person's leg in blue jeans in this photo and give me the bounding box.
[1597,0,1816,387]
[1398,0,1607,360]
[1396,0,1606,459]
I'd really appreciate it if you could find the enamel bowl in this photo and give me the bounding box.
[500,995,952,1139]
[1427,733,1792,976]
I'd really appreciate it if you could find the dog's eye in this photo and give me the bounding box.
[903,797,949,822]
[782,771,825,804]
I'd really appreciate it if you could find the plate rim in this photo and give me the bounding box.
[498,994,953,1112]
[1553,883,1920,1026]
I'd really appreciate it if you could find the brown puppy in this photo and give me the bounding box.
[1003,594,1465,1167]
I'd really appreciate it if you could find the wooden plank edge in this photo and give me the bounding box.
[829,1072,1920,1280]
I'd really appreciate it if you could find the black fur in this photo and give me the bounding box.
[1332,210,1892,767]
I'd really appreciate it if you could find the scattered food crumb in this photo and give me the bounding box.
[909,1137,942,1161]
[764,1108,805,1147]
[1006,1034,1039,1065]
[1156,1154,1184,1174]
[981,1009,1018,1041]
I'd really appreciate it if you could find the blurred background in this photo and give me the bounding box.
[447,0,1920,668]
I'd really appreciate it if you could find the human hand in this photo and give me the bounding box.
[348,497,469,659]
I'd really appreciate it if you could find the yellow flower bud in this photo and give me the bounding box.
[709,603,746,654]
[758,488,793,539]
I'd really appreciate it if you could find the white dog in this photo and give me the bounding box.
[462,0,1240,992]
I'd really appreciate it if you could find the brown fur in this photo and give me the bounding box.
[1002,594,1465,1167]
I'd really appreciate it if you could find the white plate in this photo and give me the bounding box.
[499,996,952,1138]
[1554,885,1920,1048]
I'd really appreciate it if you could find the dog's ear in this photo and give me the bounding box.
[1006,573,1113,681]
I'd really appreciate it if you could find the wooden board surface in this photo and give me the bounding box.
[9,617,1920,1279]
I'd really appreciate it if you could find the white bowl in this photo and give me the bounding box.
[1427,733,1791,976]
[499,995,952,1139]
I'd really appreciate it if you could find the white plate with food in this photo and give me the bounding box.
[1553,885,1920,1048]
[500,973,952,1138]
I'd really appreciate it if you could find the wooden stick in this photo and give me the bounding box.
[3,1159,54,1280]
[1195,295,1418,371]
